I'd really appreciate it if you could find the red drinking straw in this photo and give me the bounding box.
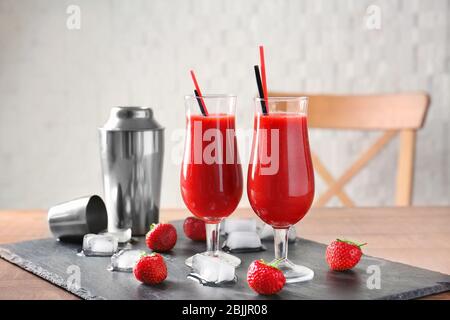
[259,45,269,104]
[190,70,209,116]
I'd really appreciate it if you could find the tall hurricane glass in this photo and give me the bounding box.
[181,94,243,267]
[247,97,315,283]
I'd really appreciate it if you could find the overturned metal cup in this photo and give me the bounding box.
[48,195,108,242]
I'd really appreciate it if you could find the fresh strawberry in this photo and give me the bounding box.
[183,216,206,241]
[145,223,177,252]
[247,259,286,295]
[326,239,367,271]
[133,253,167,285]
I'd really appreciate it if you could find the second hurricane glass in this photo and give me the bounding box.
[181,94,243,267]
[247,96,315,283]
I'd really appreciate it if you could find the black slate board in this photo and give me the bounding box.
[0,221,448,300]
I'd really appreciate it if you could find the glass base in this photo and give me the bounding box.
[185,251,241,268]
[273,258,314,283]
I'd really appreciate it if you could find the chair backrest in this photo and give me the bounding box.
[270,92,430,207]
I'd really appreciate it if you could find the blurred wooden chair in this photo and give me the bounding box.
[270,92,430,207]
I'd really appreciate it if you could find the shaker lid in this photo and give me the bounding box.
[101,106,164,131]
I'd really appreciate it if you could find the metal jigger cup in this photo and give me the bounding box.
[48,195,108,242]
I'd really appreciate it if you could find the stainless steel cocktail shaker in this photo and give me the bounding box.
[99,107,164,236]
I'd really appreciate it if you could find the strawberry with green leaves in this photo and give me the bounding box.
[145,223,177,252]
[247,259,286,295]
[133,252,167,285]
[326,239,367,271]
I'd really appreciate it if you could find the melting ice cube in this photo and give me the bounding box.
[191,254,235,284]
[82,234,118,256]
[100,229,132,244]
[222,218,257,234]
[225,231,262,250]
[109,249,143,272]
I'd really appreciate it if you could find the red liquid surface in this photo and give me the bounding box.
[181,114,243,223]
[247,113,315,228]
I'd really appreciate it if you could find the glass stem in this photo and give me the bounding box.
[273,227,289,261]
[206,222,220,256]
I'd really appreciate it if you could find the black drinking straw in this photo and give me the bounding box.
[254,65,268,115]
[194,89,207,116]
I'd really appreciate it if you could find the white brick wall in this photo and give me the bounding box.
[0,0,449,209]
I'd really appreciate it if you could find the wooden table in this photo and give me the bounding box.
[0,207,449,300]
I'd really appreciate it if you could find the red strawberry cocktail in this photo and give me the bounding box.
[181,94,243,268]
[247,96,315,283]
[181,114,243,222]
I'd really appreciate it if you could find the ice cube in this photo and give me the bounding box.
[191,254,235,283]
[100,229,132,243]
[222,218,257,234]
[109,249,143,272]
[82,234,118,256]
[225,231,262,249]
[259,224,297,242]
